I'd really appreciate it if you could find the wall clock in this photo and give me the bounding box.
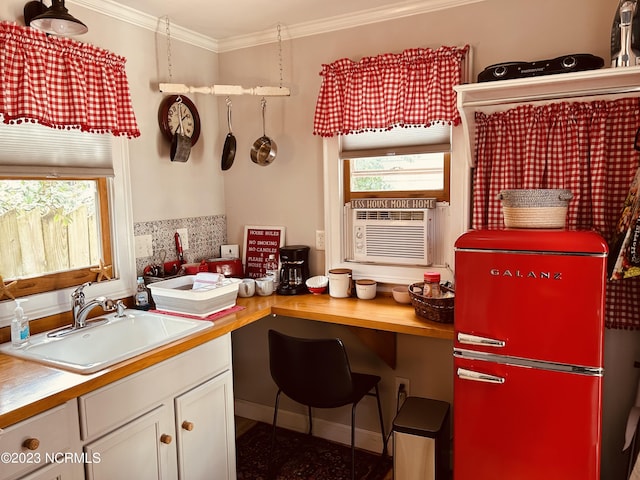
[158,95,201,146]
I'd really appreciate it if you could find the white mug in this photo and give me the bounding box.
[255,277,274,296]
[238,278,256,297]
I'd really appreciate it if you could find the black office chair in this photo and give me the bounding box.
[268,329,387,480]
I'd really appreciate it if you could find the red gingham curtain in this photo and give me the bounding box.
[313,45,469,137]
[0,22,140,138]
[472,96,640,330]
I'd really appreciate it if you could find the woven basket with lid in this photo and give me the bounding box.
[498,189,573,229]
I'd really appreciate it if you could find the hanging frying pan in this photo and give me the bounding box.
[250,98,277,166]
[221,98,236,170]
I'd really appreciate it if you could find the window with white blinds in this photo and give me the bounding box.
[0,120,113,177]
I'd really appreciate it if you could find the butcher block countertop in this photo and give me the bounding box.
[0,293,453,429]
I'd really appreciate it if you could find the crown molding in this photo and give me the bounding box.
[218,0,485,52]
[68,0,219,52]
[68,0,484,53]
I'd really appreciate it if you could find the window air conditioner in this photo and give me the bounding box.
[345,199,437,266]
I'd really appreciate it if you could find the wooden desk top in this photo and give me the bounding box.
[0,293,452,428]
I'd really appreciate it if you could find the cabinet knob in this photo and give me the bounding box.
[160,434,172,445]
[181,421,194,431]
[22,438,40,450]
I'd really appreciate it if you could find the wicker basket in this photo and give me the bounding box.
[498,189,573,229]
[408,282,454,324]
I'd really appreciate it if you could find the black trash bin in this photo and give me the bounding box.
[392,396,450,480]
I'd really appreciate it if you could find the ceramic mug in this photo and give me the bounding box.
[238,278,256,297]
[255,277,274,296]
[328,268,352,298]
[355,279,377,300]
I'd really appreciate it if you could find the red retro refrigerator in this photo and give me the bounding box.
[453,229,608,480]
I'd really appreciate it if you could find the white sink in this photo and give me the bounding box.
[0,309,213,374]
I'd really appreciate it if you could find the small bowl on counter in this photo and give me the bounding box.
[306,275,329,295]
[391,286,411,304]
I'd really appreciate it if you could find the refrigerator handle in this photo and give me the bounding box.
[457,332,506,348]
[457,367,505,384]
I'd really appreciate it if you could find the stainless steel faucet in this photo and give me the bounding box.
[71,282,116,328]
[47,282,120,338]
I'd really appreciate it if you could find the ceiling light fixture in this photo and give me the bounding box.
[24,0,88,36]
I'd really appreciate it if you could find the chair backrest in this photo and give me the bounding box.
[268,329,356,408]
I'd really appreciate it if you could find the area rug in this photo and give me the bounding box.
[236,421,392,480]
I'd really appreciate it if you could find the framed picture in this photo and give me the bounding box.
[242,225,286,278]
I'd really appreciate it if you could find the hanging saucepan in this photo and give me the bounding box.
[170,98,191,163]
[221,97,236,170]
[250,98,277,166]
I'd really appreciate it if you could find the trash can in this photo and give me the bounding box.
[392,396,451,480]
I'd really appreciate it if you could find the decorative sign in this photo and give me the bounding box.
[350,198,436,209]
[242,225,286,278]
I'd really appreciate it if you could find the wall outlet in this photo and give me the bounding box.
[176,228,189,250]
[221,244,239,258]
[316,230,325,251]
[134,234,153,258]
[395,377,411,398]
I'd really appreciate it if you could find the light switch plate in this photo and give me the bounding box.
[134,234,153,258]
[221,244,239,258]
[315,230,325,251]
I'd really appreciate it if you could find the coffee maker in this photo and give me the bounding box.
[277,245,310,295]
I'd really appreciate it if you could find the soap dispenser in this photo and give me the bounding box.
[11,299,30,347]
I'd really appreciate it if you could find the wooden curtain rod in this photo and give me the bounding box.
[159,83,290,97]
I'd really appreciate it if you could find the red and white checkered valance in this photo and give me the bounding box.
[313,45,469,137]
[472,96,640,330]
[0,22,140,138]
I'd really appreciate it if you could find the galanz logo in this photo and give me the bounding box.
[489,269,562,280]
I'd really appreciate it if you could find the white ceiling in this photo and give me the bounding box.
[70,0,483,52]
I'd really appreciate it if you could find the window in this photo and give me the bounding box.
[322,126,461,285]
[340,125,450,203]
[344,152,450,202]
[0,177,113,297]
[0,122,135,327]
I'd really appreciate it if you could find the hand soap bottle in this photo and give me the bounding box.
[11,299,30,348]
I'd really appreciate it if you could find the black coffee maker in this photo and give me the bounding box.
[277,245,310,295]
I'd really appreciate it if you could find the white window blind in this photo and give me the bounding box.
[339,124,451,158]
[0,120,113,177]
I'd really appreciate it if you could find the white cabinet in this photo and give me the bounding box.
[78,333,235,480]
[84,405,176,480]
[175,371,236,480]
[18,462,82,480]
[1,334,235,480]
[0,400,83,480]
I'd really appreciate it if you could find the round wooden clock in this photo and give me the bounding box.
[158,95,201,146]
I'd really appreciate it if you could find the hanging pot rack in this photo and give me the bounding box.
[160,22,289,97]
[159,83,290,97]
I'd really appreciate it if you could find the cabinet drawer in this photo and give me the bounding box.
[79,333,231,441]
[0,400,79,480]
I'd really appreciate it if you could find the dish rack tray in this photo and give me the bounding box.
[408,282,454,324]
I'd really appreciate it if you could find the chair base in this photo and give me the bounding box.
[270,386,387,480]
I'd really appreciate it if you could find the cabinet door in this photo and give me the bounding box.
[19,461,83,480]
[175,370,236,480]
[84,405,177,480]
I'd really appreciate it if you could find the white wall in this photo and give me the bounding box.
[2,0,640,478]
[0,1,224,224]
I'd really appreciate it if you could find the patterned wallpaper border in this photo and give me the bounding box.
[133,215,227,275]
